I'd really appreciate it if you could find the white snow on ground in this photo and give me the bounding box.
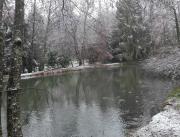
[134,98,180,137]
[21,63,121,79]
[138,47,180,137]
[143,46,180,79]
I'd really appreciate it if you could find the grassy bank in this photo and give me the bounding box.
[169,87,180,98]
[133,86,180,137]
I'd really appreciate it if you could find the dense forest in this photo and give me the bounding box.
[1,0,180,73]
[0,0,180,137]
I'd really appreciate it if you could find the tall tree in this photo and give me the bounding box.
[0,0,4,26]
[26,0,45,72]
[111,0,151,60]
[31,0,36,58]
[81,0,94,65]
[43,0,52,63]
[0,0,4,136]
[96,0,108,49]
[0,32,3,137]
[6,0,24,136]
[159,0,180,44]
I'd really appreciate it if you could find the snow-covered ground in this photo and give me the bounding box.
[21,63,121,79]
[134,47,180,137]
[143,46,180,79]
[133,98,180,137]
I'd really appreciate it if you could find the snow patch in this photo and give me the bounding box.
[21,63,121,79]
[134,98,180,137]
[143,46,180,79]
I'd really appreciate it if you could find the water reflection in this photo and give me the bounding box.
[20,65,174,137]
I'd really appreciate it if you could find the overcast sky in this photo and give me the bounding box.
[24,0,117,18]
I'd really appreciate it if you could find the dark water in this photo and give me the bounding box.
[18,64,174,137]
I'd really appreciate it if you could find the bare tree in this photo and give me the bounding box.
[96,0,108,48]
[31,0,36,59]
[159,0,180,44]
[81,0,95,65]
[68,20,82,65]
[44,0,52,60]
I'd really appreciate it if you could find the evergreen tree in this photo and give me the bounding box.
[111,0,151,61]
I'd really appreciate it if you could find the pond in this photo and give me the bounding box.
[4,64,175,137]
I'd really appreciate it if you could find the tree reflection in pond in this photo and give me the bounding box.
[20,65,175,137]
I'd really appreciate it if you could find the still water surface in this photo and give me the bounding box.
[20,64,174,137]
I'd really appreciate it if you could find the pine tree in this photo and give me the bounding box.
[111,0,151,60]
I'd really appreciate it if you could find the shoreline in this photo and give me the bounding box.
[133,48,180,137]
[20,60,180,137]
[133,97,180,137]
[21,63,121,79]
[142,46,180,80]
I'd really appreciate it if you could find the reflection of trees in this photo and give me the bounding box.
[22,68,138,118]
[20,69,117,119]
[20,66,173,134]
[115,65,142,109]
[21,67,142,115]
[74,72,82,108]
[108,65,144,129]
[72,67,143,130]
[80,69,115,111]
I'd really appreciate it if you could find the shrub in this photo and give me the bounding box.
[48,51,58,67]
[57,55,71,68]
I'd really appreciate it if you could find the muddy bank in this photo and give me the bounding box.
[21,63,121,79]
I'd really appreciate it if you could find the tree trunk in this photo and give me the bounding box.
[173,8,180,44]
[28,0,36,72]
[41,0,52,70]
[7,39,23,137]
[0,0,4,26]
[6,0,24,136]
[0,25,3,137]
[44,0,52,57]
[0,0,4,136]
[73,34,82,66]
[14,0,24,39]
[82,12,88,65]
[7,38,23,137]
[31,0,36,53]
